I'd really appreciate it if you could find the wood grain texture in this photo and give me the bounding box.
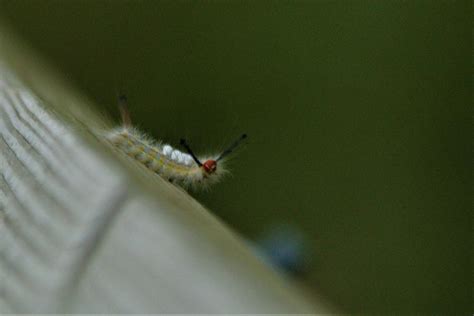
[0,22,333,313]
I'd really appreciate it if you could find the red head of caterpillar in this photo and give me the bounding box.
[203,159,217,173]
[180,134,247,175]
[106,95,247,189]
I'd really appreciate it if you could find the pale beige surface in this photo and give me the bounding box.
[0,22,332,313]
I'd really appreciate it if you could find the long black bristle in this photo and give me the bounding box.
[180,138,202,166]
[117,93,131,127]
[216,133,248,162]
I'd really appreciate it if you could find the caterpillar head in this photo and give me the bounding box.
[202,159,217,174]
[180,134,247,176]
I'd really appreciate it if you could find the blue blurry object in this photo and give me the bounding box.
[255,224,309,277]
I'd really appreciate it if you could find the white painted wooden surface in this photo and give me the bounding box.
[0,23,332,313]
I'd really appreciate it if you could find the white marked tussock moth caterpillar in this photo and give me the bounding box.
[106,95,247,189]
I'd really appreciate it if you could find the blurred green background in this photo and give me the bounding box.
[0,1,470,313]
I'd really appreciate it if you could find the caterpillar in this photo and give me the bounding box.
[105,95,247,189]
